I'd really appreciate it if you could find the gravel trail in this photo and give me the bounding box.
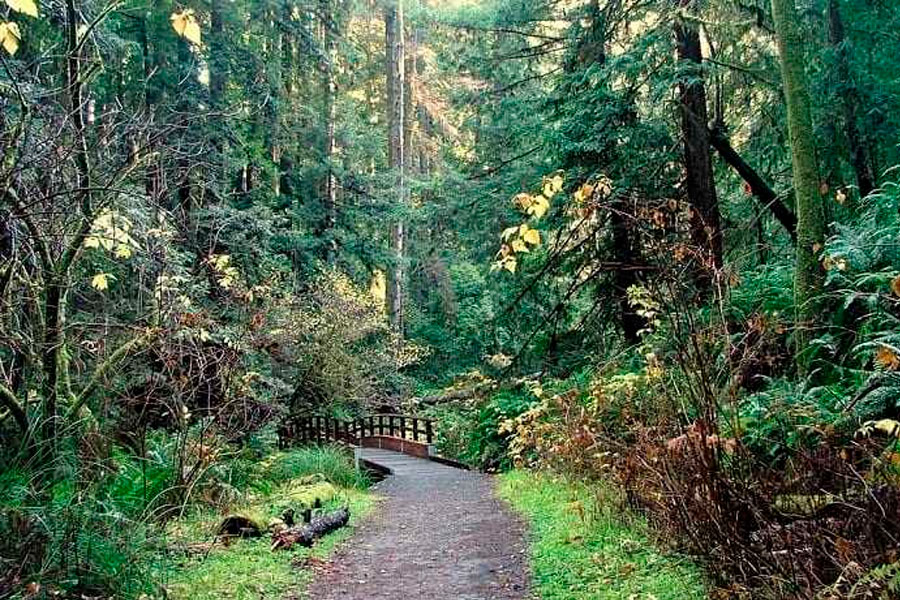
[305,449,529,600]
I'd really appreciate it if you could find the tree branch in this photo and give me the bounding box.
[0,382,28,432]
[709,125,797,240]
[66,328,157,421]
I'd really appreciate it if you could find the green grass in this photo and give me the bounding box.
[263,446,371,490]
[499,470,707,599]
[158,446,376,600]
[162,487,374,599]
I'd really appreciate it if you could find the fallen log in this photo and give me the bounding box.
[218,514,263,538]
[271,507,350,551]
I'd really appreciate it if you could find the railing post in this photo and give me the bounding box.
[425,419,433,445]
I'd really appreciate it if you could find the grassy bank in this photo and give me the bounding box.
[162,487,374,599]
[159,447,375,599]
[499,470,706,599]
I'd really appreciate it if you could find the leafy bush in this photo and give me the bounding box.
[426,385,538,470]
[0,452,164,598]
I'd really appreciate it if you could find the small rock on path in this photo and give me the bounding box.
[305,449,529,600]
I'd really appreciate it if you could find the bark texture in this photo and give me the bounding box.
[272,507,350,550]
[675,0,723,288]
[771,0,826,369]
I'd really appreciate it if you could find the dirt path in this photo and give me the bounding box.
[306,449,530,600]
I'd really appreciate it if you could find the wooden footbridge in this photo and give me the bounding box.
[278,413,450,464]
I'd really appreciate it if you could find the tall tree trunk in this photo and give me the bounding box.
[611,197,644,344]
[266,4,283,197]
[385,0,406,332]
[827,0,875,200]
[43,0,92,447]
[771,0,826,371]
[404,27,416,175]
[568,0,646,343]
[321,0,338,263]
[674,0,723,290]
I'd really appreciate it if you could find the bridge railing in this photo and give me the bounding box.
[278,413,436,449]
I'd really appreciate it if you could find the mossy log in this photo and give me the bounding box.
[271,507,350,551]
[218,513,264,538]
[283,481,335,509]
[218,479,336,539]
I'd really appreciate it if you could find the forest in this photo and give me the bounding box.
[2,0,900,597]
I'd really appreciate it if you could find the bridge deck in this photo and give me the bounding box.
[356,447,448,475]
[307,448,529,599]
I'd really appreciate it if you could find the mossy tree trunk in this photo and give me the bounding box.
[771,0,826,371]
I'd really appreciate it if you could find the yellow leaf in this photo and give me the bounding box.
[0,22,21,55]
[183,19,201,44]
[83,236,101,249]
[513,193,533,210]
[574,183,594,203]
[527,195,550,219]
[523,228,541,246]
[501,226,519,241]
[171,9,201,45]
[873,419,900,437]
[6,0,37,17]
[503,257,517,273]
[114,244,133,259]
[550,174,564,193]
[91,273,113,291]
[511,239,528,253]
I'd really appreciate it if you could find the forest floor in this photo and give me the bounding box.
[160,450,375,600]
[305,449,530,599]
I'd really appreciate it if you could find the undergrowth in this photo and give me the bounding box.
[0,443,369,598]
